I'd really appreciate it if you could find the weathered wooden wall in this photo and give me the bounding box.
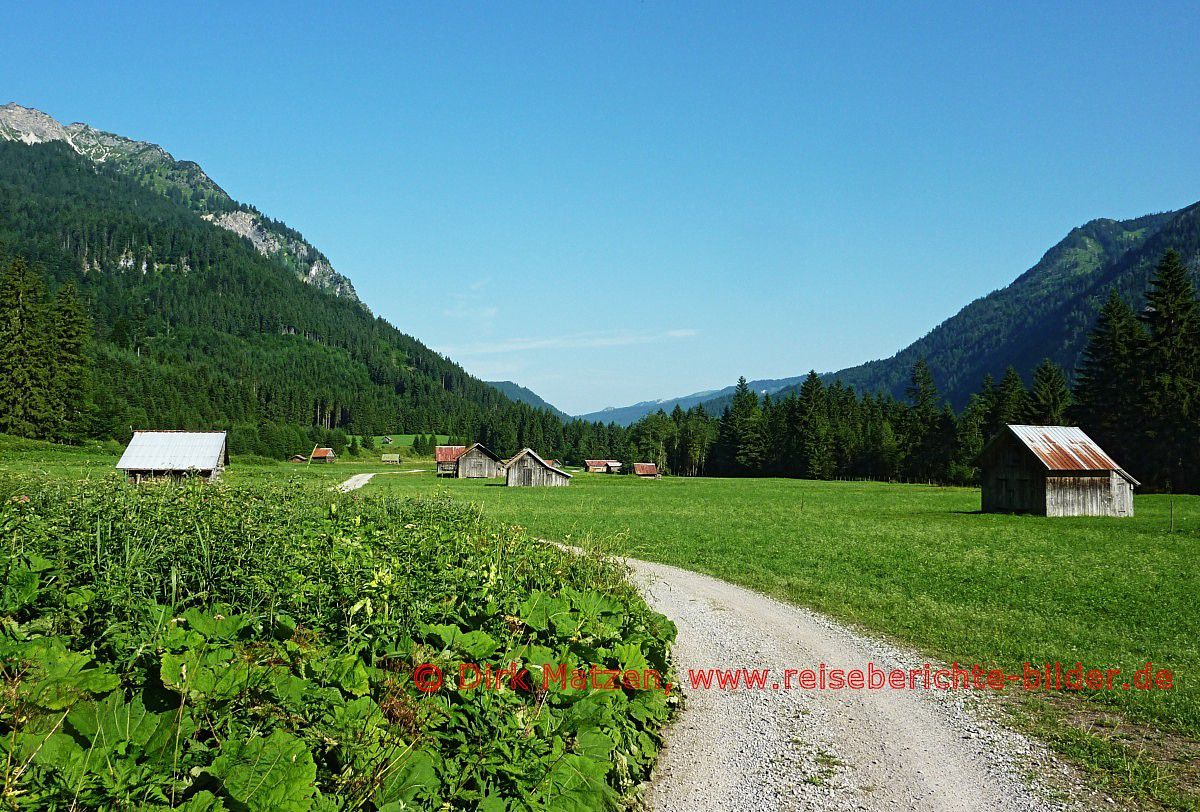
[505,455,570,487]
[980,434,1045,514]
[457,447,502,478]
[436,461,458,477]
[1045,473,1134,517]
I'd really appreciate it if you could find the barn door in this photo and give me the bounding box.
[520,467,533,486]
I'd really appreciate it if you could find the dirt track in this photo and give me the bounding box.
[624,556,1080,812]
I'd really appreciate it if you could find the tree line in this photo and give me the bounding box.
[623,250,1199,493]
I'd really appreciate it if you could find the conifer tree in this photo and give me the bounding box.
[0,259,54,438]
[992,366,1031,428]
[50,281,92,441]
[1140,249,1200,489]
[1073,289,1146,464]
[1029,358,1071,426]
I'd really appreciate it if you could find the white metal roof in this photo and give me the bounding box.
[116,431,228,472]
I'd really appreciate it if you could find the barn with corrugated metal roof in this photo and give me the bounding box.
[978,425,1137,517]
[116,431,229,483]
[435,445,466,477]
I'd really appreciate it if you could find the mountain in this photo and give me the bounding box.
[0,103,358,302]
[0,110,576,458]
[486,381,569,419]
[690,204,1198,415]
[577,375,808,426]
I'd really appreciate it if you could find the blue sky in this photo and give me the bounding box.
[6,2,1200,414]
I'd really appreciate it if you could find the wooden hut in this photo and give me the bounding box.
[456,443,504,478]
[116,431,229,483]
[289,454,308,463]
[504,449,572,487]
[979,425,1137,517]
[633,462,660,479]
[381,436,394,445]
[584,459,622,474]
[435,445,466,477]
[381,453,401,465]
[310,447,336,464]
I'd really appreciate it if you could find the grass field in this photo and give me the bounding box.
[5,435,1198,807]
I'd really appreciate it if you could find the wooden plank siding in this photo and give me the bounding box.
[456,445,504,478]
[504,450,571,487]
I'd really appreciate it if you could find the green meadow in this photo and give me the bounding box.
[5,435,1199,807]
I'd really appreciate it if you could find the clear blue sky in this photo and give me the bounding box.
[6,2,1200,414]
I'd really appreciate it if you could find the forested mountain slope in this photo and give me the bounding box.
[577,374,807,426]
[0,103,358,301]
[486,381,569,420]
[702,205,1198,412]
[0,139,569,456]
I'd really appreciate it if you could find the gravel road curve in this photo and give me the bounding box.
[621,556,1081,812]
[335,473,376,492]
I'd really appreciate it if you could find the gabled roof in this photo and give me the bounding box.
[633,462,658,476]
[505,448,572,477]
[459,442,502,462]
[311,446,335,459]
[435,445,467,463]
[117,431,228,471]
[989,425,1139,485]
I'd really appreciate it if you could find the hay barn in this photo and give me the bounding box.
[979,425,1137,517]
[435,445,466,476]
[311,447,336,463]
[455,443,504,478]
[117,431,229,482]
[504,448,572,487]
[633,462,660,478]
[584,459,622,473]
[381,454,401,464]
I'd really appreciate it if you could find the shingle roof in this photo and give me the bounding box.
[435,445,466,463]
[116,431,228,472]
[1003,425,1138,485]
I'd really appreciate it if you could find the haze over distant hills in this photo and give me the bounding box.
[600,203,1200,420]
[575,375,808,426]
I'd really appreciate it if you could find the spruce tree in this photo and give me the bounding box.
[1140,249,1200,489]
[1073,289,1146,463]
[992,366,1031,428]
[50,281,92,441]
[1029,358,1071,426]
[0,259,54,438]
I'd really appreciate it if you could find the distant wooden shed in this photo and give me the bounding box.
[584,459,622,474]
[456,443,504,478]
[289,454,308,463]
[633,462,660,478]
[117,431,229,483]
[979,425,1137,517]
[311,446,336,464]
[381,453,401,464]
[435,445,466,477]
[504,448,572,487]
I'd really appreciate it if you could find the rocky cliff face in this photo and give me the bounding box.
[0,103,360,304]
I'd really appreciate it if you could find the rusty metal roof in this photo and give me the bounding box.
[435,445,466,463]
[311,447,335,459]
[117,431,228,471]
[633,462,659,476]
[1006,425,1138,484]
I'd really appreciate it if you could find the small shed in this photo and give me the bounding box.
[979,425,1137,517]
[117,431,229,483]
[584,459,622,474]
[456,443,504,478]
[504,448,572,487]
[311,447,336,464]
[381,453,401,465]
[633,462,660,479]
[435,445,466,476]
[289,454,307,463]
[381,436,394,445]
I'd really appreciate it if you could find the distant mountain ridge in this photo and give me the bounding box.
[576,375,808,425]
[0,103,359,302]
[486,381,569,419]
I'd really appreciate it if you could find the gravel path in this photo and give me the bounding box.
[335,473,376,492]
[621,556,1082,812]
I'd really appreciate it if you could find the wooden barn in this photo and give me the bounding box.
[311,447,336,464]
[381,453,401,464]
[979,425,1137,517]
[116,431,229,483]
[435,445,466,476]
[633,462,660,478]
[455,443,504,478]
[289,454,307,463]
[584,459,622,473]
[504,449,572,487]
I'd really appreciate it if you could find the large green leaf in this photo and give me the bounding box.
[208,730,317,812]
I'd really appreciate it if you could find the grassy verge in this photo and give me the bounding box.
[0,474,676,810]
[362,472,1200,810]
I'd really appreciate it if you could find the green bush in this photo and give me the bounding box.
[0,476,675,810]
